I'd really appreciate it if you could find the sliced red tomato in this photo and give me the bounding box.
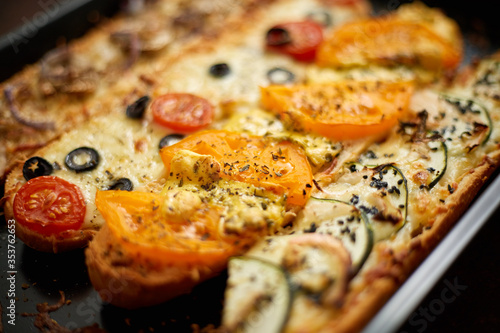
[95,190,250,266]
[316,18,462,71]
[265,21,324,62]
[151,93,214,132]
[13,176,86,236]
[159,130,313,207]
[261,80,414,140]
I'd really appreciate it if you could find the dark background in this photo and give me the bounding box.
[0,0,499,332]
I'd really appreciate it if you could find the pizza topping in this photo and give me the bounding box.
[13,176,86,236]
[151,93,215,132]
[223,256,292,333]
[96,148,288,266]
[265,21,324,62]
[261,80,414,140]
[473,60,500,99]
[95,190,257,267]
[409,115,449,189]
[267,67,296,85]
[23,157,54,181]
[106,178,134,191]
[126,96,150,119]
[209,63,231,78]
[162,150,286,234]
[316,13,462,71]
[328,0,366,5]
[159,130,313,207]
[317,11,462,70]
[110,23,172,65]
[282,234,351,306]
[295,198,373,272]
[361,110,449,189]
[158,133,185,149]
[65,147,100,173]
[223,109,341,170]
[4,85,56,130]
[474,61,500,87]
[437,95,492,149]
[39,46,98,95]
[223,234,351,332]
[266,27,291,46]
[323,163,408,242]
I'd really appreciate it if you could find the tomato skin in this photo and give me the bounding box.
[13,176,86,236]
[151,93,214,133]
[95,190,248,267]
[266,21,324,62]
[316,18,462,71]
[160,130,313,206]
[261,80,414,140]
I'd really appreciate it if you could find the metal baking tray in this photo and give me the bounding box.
[1,0,499,332]
[0,0,119,82]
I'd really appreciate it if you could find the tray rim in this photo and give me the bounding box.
[0,0,93,51]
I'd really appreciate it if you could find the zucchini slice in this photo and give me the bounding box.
[426,139,448,189]
[294,198,373,272]
[223,257,292,333]
[438,95,492,148]
[280,234,351,306]
[359,139,447,189]
[324,163,409,242]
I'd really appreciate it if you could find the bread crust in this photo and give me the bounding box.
[85,224,225,309]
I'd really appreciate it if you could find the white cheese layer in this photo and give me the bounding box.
[34,114,172,231]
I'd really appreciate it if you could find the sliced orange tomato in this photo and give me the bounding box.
[316,18,462,71]
[159,130,313,206]
[151,93,214,133]
[265,21,324,62]
[96,190,249,267]
[260,80,414,140]
[13,176,86,236]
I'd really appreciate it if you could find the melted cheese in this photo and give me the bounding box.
[32,115,172,231]
[223,109,341,169]
[162,150,287,234]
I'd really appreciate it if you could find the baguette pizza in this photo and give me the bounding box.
[2,1,500,332]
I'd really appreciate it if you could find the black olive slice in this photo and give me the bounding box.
[126,95,150,119]
[65,147,100,173]
[159,134,185,149]
[266,27,291,46]
[306,10,333,27]
[267,67,296,85]
[23,156,54,181]
[107,178,134,191]
[209,63,231,78]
